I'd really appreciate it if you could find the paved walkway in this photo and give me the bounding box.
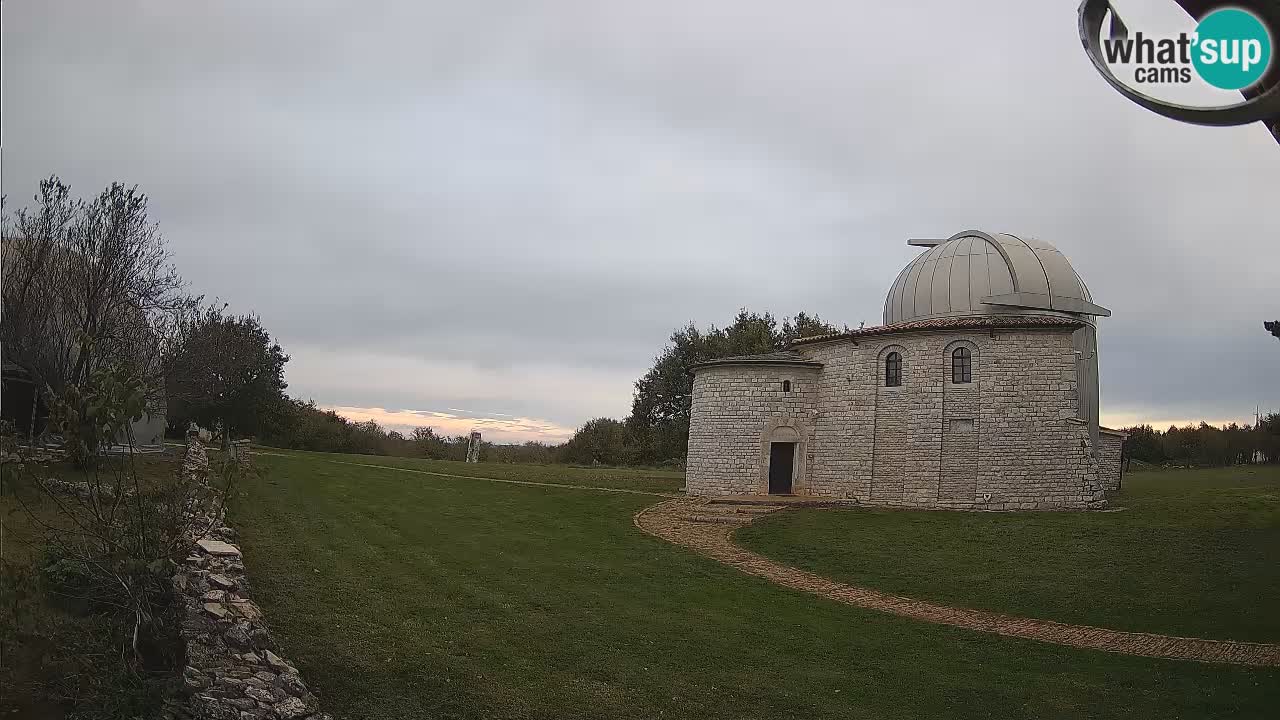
[634,498,1280,668]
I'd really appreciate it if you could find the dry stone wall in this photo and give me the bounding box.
[687,327,1108,510]
[166,440,334,720]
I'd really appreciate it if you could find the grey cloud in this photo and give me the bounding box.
[3,0,1277,437]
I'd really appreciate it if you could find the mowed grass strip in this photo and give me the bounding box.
[232,454,1278,720]
[738,466,1280,643]
[253,448,686,494]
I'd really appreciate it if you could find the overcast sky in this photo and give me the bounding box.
[4,1,1277,443]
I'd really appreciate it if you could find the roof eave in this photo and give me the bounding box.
[690,359,824,373]
[787,316,1086,348]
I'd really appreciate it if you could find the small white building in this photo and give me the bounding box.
[685,231,1125,510]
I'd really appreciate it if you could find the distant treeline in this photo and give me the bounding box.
[245,399,562,464]
[231,398,668,466]
[1121,415,1280,468]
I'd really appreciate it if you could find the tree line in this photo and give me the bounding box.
[255,401,559,464]
[1121,417,1280,467]
[1119,322,1278,468]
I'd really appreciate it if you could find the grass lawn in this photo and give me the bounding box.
[738,465,1280,643]
[232,454,1279,719]
[254,448,686,494]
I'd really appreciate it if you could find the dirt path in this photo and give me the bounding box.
[634,498,1280,668]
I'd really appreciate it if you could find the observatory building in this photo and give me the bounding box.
[685,231,1126,510]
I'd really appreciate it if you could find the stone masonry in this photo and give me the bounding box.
[166,439,334,720]
[1098,429,1127,492]
[685,364,820,496]
[687,321,1117,510]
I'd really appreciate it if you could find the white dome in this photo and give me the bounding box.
[883,231,1109,326]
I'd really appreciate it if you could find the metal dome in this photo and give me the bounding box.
[883,230,1110,326]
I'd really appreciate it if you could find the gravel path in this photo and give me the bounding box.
[633,498,1280,668]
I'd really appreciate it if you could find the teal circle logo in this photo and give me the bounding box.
[1192,8,1272,90]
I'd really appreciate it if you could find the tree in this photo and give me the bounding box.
[163,305,289,440]
[627,309,843,462]
[259,398,358,453]
[1266,321,1280,341]
[1121,424,1163,466]
[1121,418,1279,467]
[1260,413,1280,464]
[9,369,240,670]
[2,177,187,409]
[561,417,632,465]
[780,311,843,345]
[410,426,456,459]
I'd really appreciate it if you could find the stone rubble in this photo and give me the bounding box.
[165,438,335,720]
[196,538,243,557]
[182,436,210,483]
[0,447,65,465]
[42,477,126,500]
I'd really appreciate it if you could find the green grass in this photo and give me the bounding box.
[253,448,686,494]
[738,465,1280,643]
[231,454,1279,719]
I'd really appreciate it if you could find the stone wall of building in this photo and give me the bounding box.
[685,327,1108,510]
[1098,429,1126,492]
[800,341,874,499]
[686,364,819,496]
[939,350,981,508]
[870,347,909,504]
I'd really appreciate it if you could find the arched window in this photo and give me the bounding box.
[952,347,972,384]
[885,352,902,387]
[782,380,791,393]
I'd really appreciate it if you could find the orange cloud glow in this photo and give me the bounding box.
[322,405,576,444]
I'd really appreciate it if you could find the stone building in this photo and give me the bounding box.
[685,230,1127,510]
